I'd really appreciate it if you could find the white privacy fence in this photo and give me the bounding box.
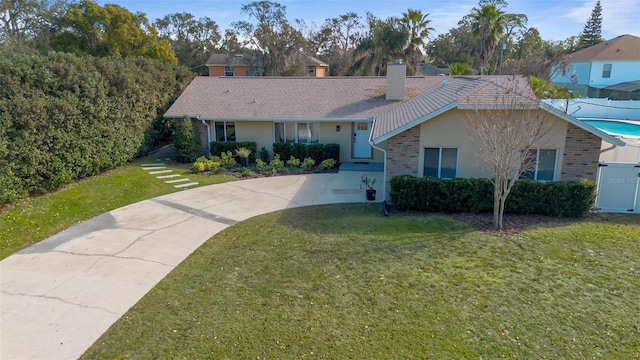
[596,163,640,213]
[544,98,640,120]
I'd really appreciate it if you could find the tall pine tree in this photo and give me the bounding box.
[576,0,604,51]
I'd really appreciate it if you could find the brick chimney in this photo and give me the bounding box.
[386,60,406,100]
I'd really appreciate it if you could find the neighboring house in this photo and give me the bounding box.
[420,63,450,76]
[206,54,259,77]
[550,34,640,99]
[165,63,625,200]
[304,56,328,77]
[206,54,328,77]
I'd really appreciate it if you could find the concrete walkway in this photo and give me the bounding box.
[0,172,382,360]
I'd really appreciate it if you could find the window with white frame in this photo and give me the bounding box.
[224,66,234,77]
[520,149,557,181]
[423,148,458,178]
[274,122,319,144]
[602,64,612,78]
[308,67,315,74]
[214,121,236,141]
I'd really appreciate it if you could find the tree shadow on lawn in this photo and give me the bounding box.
[447,211,640,234]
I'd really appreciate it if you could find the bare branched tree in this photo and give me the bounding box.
[463,76,554,229]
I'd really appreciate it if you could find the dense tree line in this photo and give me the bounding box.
[0,53,193,203]
[1,0,606,78]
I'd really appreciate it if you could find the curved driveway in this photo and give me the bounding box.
[1,171,380,359]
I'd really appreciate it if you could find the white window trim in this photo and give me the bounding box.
[274,122,320,144]
[224,66,234,77]
[523,149,558,181]
[423,147,458,179]
[602,64,612,78]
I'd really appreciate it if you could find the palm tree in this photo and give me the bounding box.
[448,63,473,75]
[470,4,506,75]
[400,9,434,75]
[348,18,407,76]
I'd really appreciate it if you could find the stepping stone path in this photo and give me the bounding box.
[141,160,199,189]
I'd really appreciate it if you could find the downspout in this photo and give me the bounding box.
[198,116,211,156]
[600,143,617,154]
[368,117,387,201]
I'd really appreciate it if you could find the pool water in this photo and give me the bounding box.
[582,119,640,136]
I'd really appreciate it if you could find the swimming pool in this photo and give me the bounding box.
[582,119,640,137]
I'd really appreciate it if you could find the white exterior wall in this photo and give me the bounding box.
[588,60,640,88]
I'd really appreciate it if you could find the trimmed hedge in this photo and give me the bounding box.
[210,141,258,163]
[390,175,596,217]
[0,52,193,204]
[272,143,340,163]
[174,117,202,162]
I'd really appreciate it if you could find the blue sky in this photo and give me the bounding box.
[99,0,640,42]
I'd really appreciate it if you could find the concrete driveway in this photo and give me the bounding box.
[0,172,382,359]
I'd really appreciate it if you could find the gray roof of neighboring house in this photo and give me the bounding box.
[566,34,640,61]
[205,54,254,66]
[165,75,625,146]
[305,56,328,67]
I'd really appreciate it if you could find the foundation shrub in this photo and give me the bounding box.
[391,176,596,217]
[210,142,257,163]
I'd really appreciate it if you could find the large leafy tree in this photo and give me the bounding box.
[426,23,475,68]
[0,0,67,54]
[154,12,221,73]
[309,12,364,75]
[348,15,407,76]
[576,0,604,51]
[400,9,434,75]
[51,0,176,62]
[470,4,506,75]
[233,0,307,76]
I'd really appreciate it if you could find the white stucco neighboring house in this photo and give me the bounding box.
[551,34,640,99]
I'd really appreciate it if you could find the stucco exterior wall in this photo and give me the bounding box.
[309,66,326,77]
[200,120,380,163]
[416,109,568,178]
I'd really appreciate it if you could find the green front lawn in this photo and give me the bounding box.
[83,205,640,359]
[0,159,236,259]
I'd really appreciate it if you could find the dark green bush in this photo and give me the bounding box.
[210,141,257,163]
[0,52,193,204]
[390,176,596,217]
[272,142,339,164]
[307,144,325,164]
[174,117,202,162]
[273,143,292,161]
[323,143,340,162]
[259,147,270,162]
[292,143,307,160]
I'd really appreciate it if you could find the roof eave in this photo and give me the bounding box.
[163,113,374,123]
[371,102,458,144]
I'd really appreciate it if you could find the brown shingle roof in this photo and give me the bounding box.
[566,34,640,61]
[164,75,542,142]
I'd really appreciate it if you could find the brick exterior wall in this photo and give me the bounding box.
[386,125,421,179]
[561,123,602,181]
